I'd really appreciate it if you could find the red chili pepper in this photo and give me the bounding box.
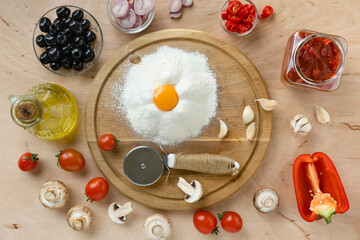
[293,152,349,224]
[237,7,249,19]
[227,14,242,23]
[245,23,253,31]
[259,5,273,19]
[225,21,239,32]
[221,10,228,20]
[237,24,247,34]
[227,1,243,15]
[243,14,255,24]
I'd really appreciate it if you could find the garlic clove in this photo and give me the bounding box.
[243,104,255,124]
[246,122,256,141]
[314,104,331,125]
[255,98,278,111]
[217,118,228,139]
[290,114,311,136]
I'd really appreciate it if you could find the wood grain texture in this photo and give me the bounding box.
[85,29,272,210]
[0,0,360,239]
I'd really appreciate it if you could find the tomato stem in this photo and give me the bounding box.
[211,226,220,235]
[24,153,39,162]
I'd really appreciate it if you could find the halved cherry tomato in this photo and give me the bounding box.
[227,1,243,15]
[85,177,109,202]
[259,5,273,19]
[193,210,219,235]
[225,21,239,32]
[219,211,243,233]
[56,149,85,172]
[98,134,119,151]
[18,152,38,171]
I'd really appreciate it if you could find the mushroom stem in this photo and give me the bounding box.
[177,177,195,196]
[108,202,133,224]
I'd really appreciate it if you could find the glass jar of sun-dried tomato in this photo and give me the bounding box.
[281,29,347,91]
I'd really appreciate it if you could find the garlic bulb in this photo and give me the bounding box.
[314,104,331,125]
[246,122,256,141]
[38,180,69,209]
[243,104,254,124]
[290,114,311,136]
[67,205,93,231]
[217,118,228,139]
[144,214,171,240]
[255,98,278,111]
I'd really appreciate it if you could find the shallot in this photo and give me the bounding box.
[182,0,193,7]
[111,0,130,18]
[169,0,182,13]
[118,9,137,28]
[134,0,155,16]
[170,12,182,18]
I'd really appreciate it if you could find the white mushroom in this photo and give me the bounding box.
[177,177,203,203]
[108,202,133,224]
[144,214,171,240]
[67,205,93,231]
[38,180,69,209]
[253,188,279,213]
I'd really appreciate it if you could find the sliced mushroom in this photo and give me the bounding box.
[253,188,279,213]
[144,214,171,240]
[67,205,93,231]
[108,202,133,224]
[38,180,69,209]
[177,177,203,203]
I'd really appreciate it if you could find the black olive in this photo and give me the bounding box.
[71,48,83,59]
[63,28,72,37]
[83,49,94,63]
[60,58,72,69]
[83,30,96,42]
[73,36,86,47]
[39,52,50,64]
[72,9,84,21]
[56,6,71,19]
[61,42,72,54]
[69,21,83,35]
[73,59,83,71]
[36,34,47,47]
[45,34,58,46]
[46,45,52,52]
[79,19,90,31]
[49,23,60,35]
[53,18,63,29]
[48,47,61,61]
[63,17,72,26]
[39,17,51,32]
[50,61,61,70]
[56,31,68,45]
[82,42,91,50]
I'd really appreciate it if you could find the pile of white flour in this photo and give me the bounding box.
[112,46,217,145]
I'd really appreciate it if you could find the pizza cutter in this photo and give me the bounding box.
[123,146,240,186]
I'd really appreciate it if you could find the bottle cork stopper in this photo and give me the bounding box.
[15,103,36,120]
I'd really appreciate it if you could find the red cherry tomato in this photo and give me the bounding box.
[98,134,119,151]
[18,152,39,171]
[193,210,219,235]
[85,177,109,202]
[56,149,85,172]
[220,211,243,233]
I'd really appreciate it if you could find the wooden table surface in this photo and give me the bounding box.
[1,0,359,239]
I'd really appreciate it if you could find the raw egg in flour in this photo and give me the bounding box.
[153,85,179,111]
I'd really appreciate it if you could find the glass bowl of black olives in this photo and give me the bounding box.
[33,6,103,76]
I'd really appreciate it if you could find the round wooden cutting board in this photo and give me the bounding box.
[85,29,272,210]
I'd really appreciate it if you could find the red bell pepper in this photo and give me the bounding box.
[227,1,243,15]
[293,152,349,224]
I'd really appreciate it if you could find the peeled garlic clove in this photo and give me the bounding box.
[243,104,255,124]
[246,122,256,141]
[290,114,311,136]
[255,98,278,111]
[314,104,331,125]
[217,118,228,139]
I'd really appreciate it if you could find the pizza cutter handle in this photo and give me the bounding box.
[167,153,240,175]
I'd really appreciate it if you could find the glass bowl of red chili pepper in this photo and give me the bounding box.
[219,0,258,36]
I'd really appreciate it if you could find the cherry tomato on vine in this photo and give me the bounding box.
[193,210,219,235]
[218,211,243,233]
[56,149,85,172]
[97,134,119,151]
[18,152,39,171]
[85,177,109,202]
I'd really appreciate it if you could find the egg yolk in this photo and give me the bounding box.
[153,85,179,111]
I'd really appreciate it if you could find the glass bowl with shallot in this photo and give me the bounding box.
[219,0,258,36]
[107,0,155,34]
[33,6,103,76]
